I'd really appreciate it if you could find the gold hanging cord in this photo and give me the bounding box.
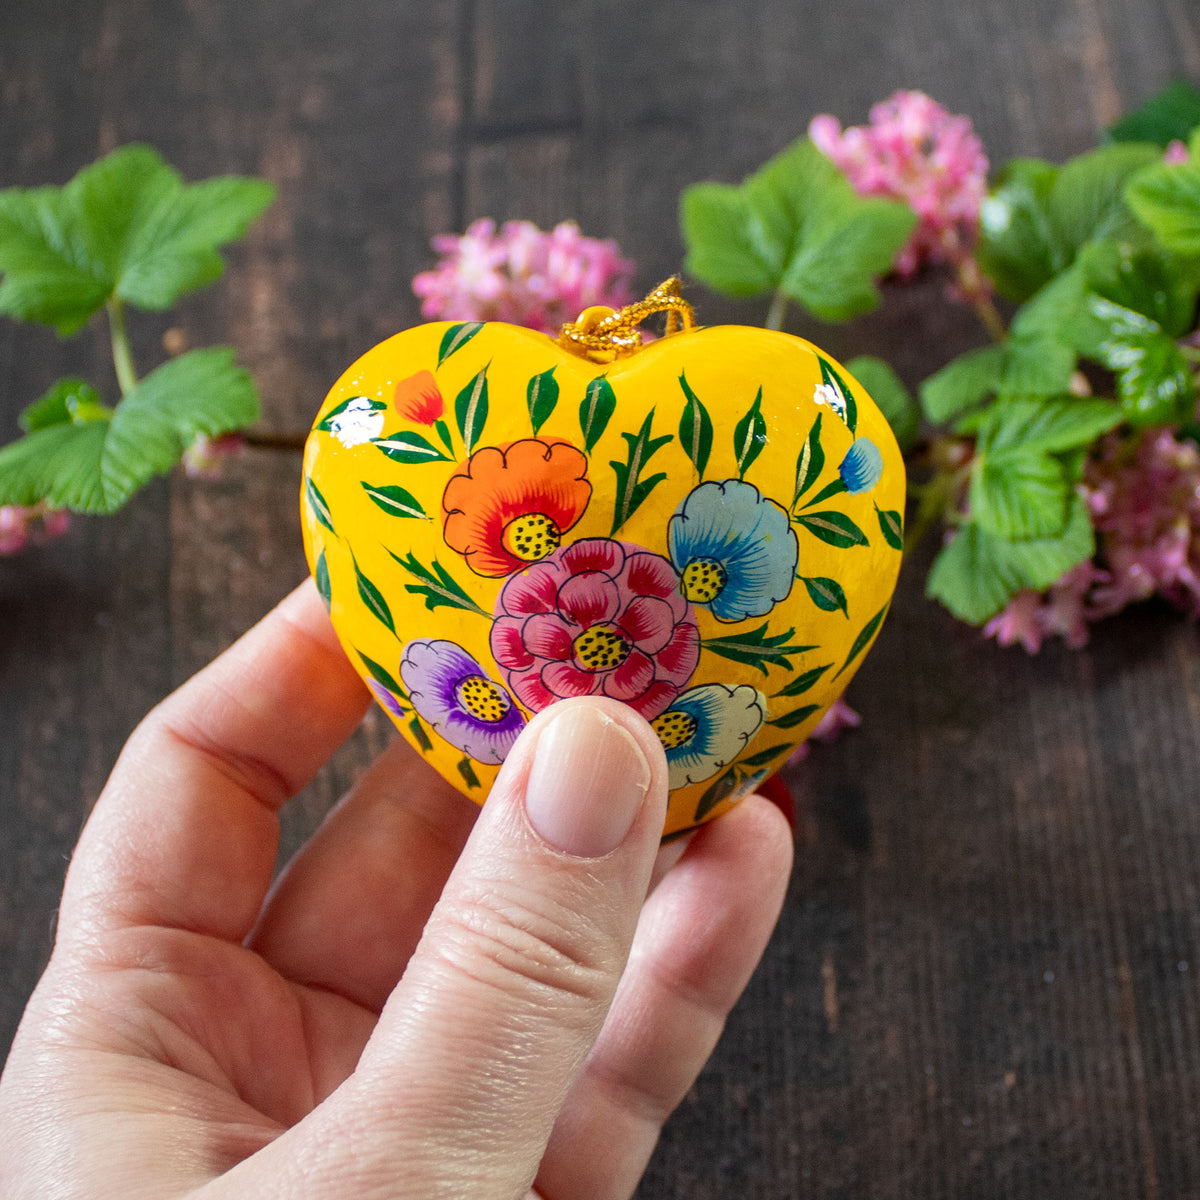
[557,277,695,362]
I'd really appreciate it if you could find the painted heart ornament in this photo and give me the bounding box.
[302,282,905,838]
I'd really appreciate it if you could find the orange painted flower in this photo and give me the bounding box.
[394,370,444,425]
[443,438,591,577]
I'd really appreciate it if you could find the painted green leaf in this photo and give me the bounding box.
[361,481,429,520]
[733,386,767,479]
[801,476,849,509]
[771,662,833,698]
[409,714,433,753]
[610,409,673,535]
[694,769,741,823]
[819,358,858,435]
[434,419,455,455]
[792,413,825,507]
[437,321,484,367]
[834,603,889,680]
[769,703,820,729]
[454,367,489,454]
[793,510,869,548]
[305,475,336,535]
[737,742,796,769]
[457,755,482,789]
[359,650,405,698]
[387,548,489,617]
[876,505,904,551]
[678,371,713,476]
[317,394,385,432]
[372,431,449,464]
[701,623,817,675]
[580,375,616,452]
[351,552,394,634]
[526,367,559,435]
[800,575,848,616]
[314,549,332,610]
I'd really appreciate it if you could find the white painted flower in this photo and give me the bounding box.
[651,684,767,790]
[813,380,847,420]
[328,395,385,447]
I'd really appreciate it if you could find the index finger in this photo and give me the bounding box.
[58,579,372,948]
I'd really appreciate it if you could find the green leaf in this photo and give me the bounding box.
[409,714,433,753]
[457,755,482,789]
[304,475,336,535]
[793,510,869,549]
[694,770,741,822]
[1049,143,1161,261]
[819,358,859,435]
[0,145,273,333]
[970,451,1070,540]
[834,604,889,679]
[351,552,394,635]
[1127,150,1200,257]
[387,549,489,617]
[976,394,1124,456]
[799,575,848,616]
[771,662,833,698]
[454,367,489,454]
[737,742,796,769]
[919,344,1007,423]
[680,137,916,320]
[580,375,616,452]
[801,476,849,509]
[0,347,259,514]
[361,481,429,520]
[359,650,406,698]
[526,366,559,435]
[733,386,767,479]
[314,549,332,611]
[371,430,449,464]
[19,377,105,431]
[875,505,904,551]
[926,494,1094,624]
[1077,239,1197,336]
[1106,81,1200,147]
[769,703,821,729]
[1000,332,1077,399]
[845,355,919,451]
[792,414,825,507]
[610,409,673,535]
[437,322,484,367]
[434,419,455,455]
[701,622,816,675]
[677,371,713,476]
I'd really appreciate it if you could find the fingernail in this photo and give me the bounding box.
[524,704,652,857]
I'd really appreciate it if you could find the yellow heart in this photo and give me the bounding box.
[302,315,905,838]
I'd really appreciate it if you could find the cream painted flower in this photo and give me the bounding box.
[813,380,847,420]
[326,395,386,447]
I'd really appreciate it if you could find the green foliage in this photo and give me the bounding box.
[1107,82,1200,148]
[1126,130,1200,256]
[609,410,673,534]
[680,138,916,321]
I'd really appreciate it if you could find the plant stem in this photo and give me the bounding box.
[107,298,138,396]
[765,288,789,331]
[973,293,1008,343]
[242,430,309,452]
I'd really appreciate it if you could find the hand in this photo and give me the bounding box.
[0,581,793,1199]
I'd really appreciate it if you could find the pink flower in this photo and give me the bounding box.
[810,90,989,280]
[1165,140,1190,165]
[0,502,70,555]
[786,697,861,766]
[182,432,244,480]
[490,538,700,719]
[412,219,636,333]
[983,562,1107,654]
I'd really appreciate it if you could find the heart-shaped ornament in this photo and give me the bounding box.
[302,283,905,838]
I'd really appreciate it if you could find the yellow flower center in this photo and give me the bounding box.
[572,624,631,672]
[502,512,562,562]
[454,675,511,724]
[680,557,727,604]
[651,709,698,750]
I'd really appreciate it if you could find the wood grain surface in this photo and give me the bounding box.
[3,1,1200,1195]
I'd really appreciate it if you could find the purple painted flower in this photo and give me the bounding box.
[367,679,408,719]
[399,639,526,763]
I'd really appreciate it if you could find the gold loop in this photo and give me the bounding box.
[557,277,695,362]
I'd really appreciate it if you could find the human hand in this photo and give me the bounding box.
[0,580,793,1199]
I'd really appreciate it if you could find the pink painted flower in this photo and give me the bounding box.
[412,219,636,333]
[490,538,700,719]
[810,90,989,280]
[0,502,70,555]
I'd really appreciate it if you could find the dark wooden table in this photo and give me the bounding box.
[4,2,1200,1195]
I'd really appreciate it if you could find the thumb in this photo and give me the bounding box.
[240,696,668,1198]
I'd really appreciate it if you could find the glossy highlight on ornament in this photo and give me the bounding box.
[302,280,906,837]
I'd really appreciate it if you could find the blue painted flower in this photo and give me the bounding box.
[667,480,799,622]
[399,639,526,763]
[838,437,884,494]
[651,683,766,789]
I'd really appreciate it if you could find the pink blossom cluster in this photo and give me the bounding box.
[809,90,989,279]
[181,432,244,480]
[983,561,1108,654]
[0,502,69,556]
[412,219,636,333]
